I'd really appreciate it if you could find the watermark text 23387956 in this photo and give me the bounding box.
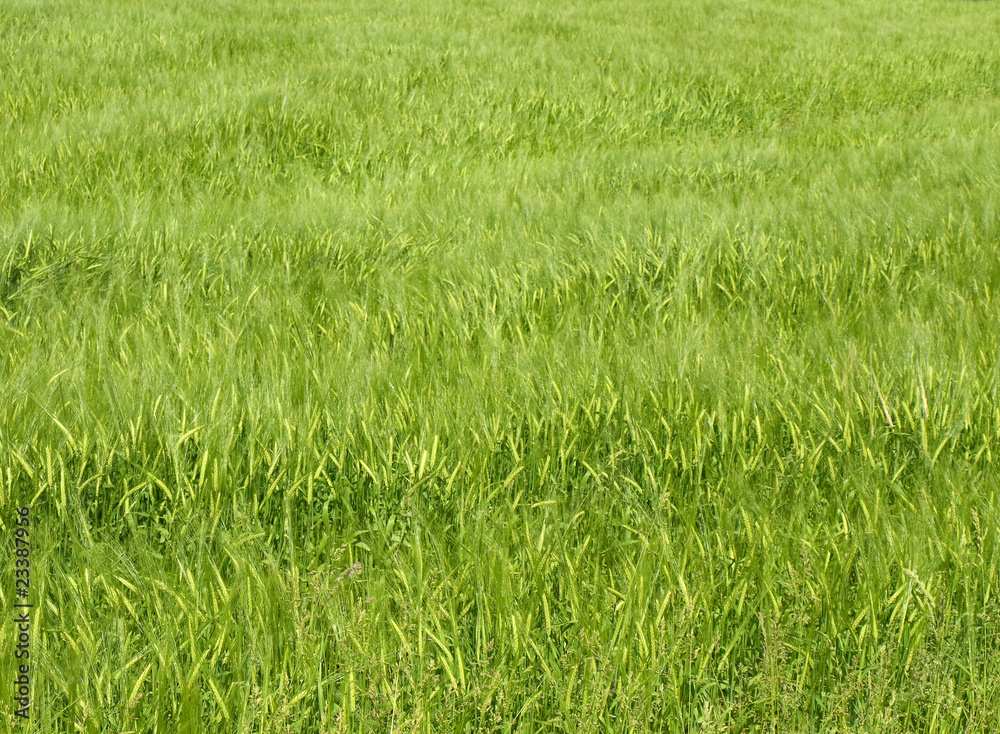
[13,506,31,722]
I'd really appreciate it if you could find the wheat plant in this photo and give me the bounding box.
[2,0,1000,731]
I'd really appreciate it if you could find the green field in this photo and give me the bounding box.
[2,0,1000,731]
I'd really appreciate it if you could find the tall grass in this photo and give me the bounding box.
[2,0,1000,731]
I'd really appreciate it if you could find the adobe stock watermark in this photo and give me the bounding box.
[12,506,31,722]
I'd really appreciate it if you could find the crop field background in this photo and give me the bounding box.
[2,0,1000,731]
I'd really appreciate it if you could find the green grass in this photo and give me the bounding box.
[2,0,1000,731]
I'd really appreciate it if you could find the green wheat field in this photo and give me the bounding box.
[2,0,1000,731]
